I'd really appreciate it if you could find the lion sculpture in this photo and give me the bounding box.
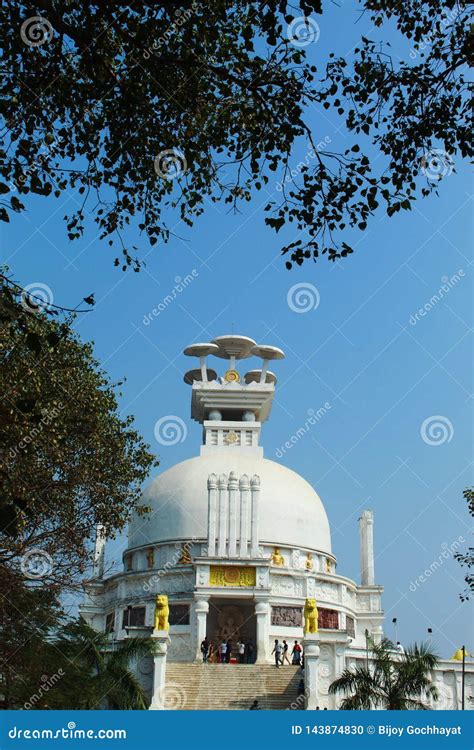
[154,594,169,631]
[304,598,318,634]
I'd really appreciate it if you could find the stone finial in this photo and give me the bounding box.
[239,474,250,489]
[250,474,260,487]
[207,473,218,489]
[218,473,228,488]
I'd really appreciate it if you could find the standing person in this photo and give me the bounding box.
[292,640,302,665]
[219,640,227,664]
[238,640,246,664]
[282,640,291,665]
[226,639,232,663]
[208,641,215,663]
[200,636,210,663]
[271,639,283,667]
[246,640,255,664]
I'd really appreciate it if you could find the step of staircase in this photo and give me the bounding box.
[164,664,304,710]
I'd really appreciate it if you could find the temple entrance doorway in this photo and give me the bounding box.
[207,598,256,662]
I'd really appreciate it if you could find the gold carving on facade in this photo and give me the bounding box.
[209,565,256,587]
[271,547,284,566]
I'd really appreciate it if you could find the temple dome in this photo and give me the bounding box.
[128,453,332,554]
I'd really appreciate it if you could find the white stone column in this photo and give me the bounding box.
[250,474,260,557]
[93,523,106,578]
[359,509,375,585]
[303,633,320,710]
[194,595,209,661]
[255,600,270,663]
[217,473,228,557]
[149,630,171,710]
[207,473,218,556]
[228,471,238,557]
[239,474,250,557]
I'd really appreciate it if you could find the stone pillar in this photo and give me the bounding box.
[149,630,171,710]
[250,474,260,557]
[207,474,218,556]
[228,471,238,557]
[303,633,320,710]
[93,523,106,578]
[255,600,270,663]
[217,473,228,557]
[359,509,375,585]
[194,595,209,661]
[239,474,250,557]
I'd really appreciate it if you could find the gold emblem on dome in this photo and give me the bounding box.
[224,369,240,383]
[305,552,314,570]
[224,431,238,444]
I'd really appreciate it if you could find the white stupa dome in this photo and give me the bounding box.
[128,453,332,554]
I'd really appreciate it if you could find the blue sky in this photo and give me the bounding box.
[2,2,473,657]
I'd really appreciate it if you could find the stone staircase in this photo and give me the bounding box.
[164,663,304,710]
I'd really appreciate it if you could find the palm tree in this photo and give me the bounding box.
[329,637,439,710]
[51,618,156,710]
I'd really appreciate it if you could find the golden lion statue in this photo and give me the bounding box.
[304,598,318,634]
[154,594,169,631]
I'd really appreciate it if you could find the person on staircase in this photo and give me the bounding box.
[291,640,302,665]
[237,640,246,664]
[219,640,227,664]
[200,636,210,663]
[272,639,283,667]
[226,639,233,663]
[245,640,255,664]
[249,699,260,710]
[282,640,291,665]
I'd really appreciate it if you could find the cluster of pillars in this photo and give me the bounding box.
[149,595,324,710]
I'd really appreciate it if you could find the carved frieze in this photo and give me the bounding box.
[270,574,304,597]
[271,606,303,627]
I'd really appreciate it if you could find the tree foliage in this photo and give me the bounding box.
[454,487,474,601]
[0,276,156,591]
[329,637,439,710]
[0,567,63,709]
[0,1,470,269]
[0,609,154,709]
